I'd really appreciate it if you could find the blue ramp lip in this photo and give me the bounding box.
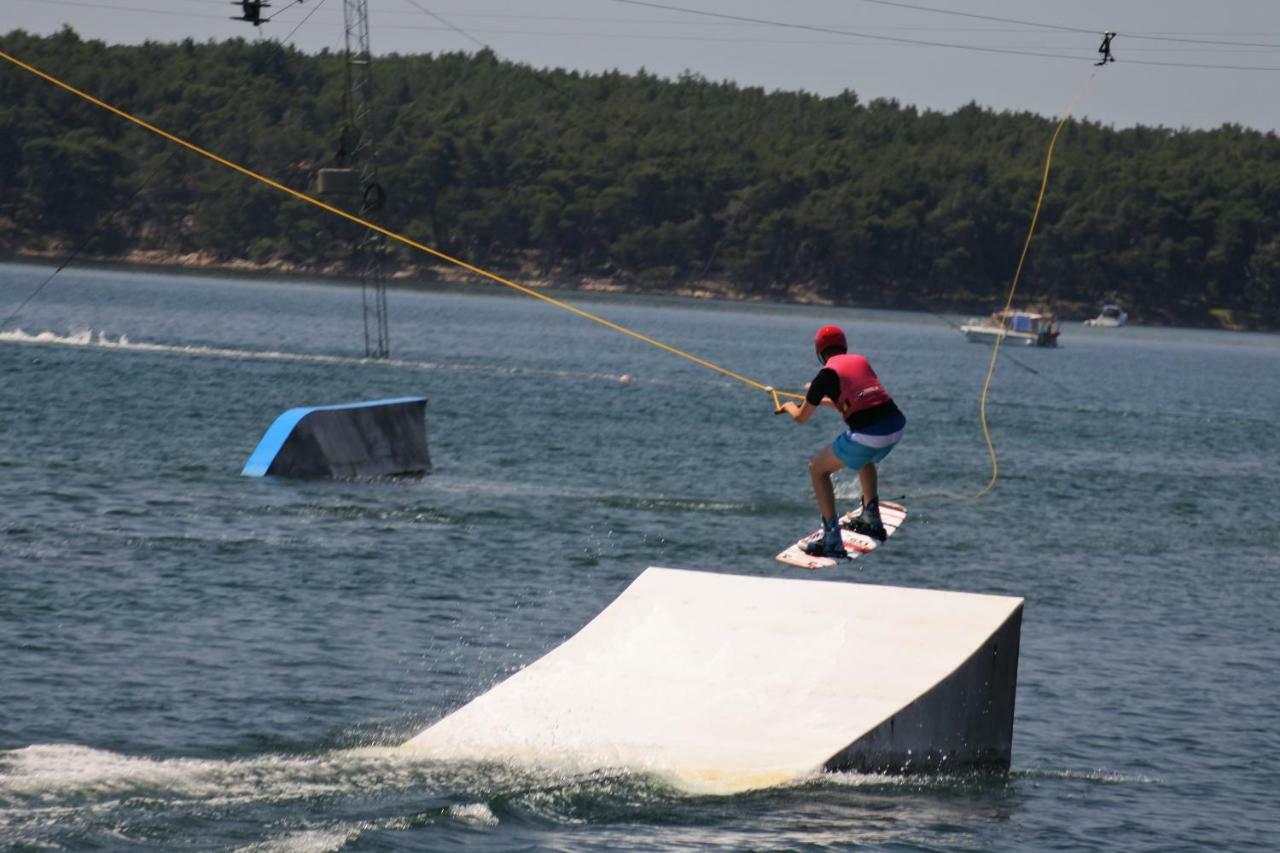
[241,396,428,477]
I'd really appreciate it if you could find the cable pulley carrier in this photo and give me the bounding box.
[231,1,270,26]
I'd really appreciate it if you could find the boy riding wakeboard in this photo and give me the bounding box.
[778,325,907,559]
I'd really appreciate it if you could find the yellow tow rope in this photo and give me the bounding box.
[1,47,1098,497]
[970,75,1094,498]
[0,48,804,405]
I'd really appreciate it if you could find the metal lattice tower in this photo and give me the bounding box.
[342,0,390,359]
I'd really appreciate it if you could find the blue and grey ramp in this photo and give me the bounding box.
[242,397,430,478]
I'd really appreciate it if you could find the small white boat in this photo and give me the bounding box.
[961,309,1060,347]
[1084,304,1128,327]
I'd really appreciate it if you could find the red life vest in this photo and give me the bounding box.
[825,353,890,418]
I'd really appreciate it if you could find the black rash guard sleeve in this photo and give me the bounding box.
[805,368,840,407]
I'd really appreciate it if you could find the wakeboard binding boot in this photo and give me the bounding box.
[842,497,888,542]
[801,515,849,560]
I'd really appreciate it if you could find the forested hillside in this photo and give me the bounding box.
[2,28,1278,328]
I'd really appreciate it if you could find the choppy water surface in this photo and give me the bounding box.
[1,262,1277,850]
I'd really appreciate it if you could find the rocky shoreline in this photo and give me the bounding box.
[3,248,1272,332]
[3,247,836,306]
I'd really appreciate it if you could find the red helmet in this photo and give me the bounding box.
[814,325,847,362]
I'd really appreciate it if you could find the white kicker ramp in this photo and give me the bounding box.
[403,567,1023,794]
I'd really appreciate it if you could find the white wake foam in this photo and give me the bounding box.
[0,327,360,366]
[0,744,426,806]
[234,827,366,853]
[445,802,499,825]
[0,327,651,384]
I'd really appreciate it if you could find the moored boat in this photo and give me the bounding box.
[1084,304,1128,327]
[961,309,1060,347]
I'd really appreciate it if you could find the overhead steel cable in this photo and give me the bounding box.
[1112,57,1280,71]
[12,0,1280,62]
[606,0,1089,63]
[1131,34,1280,48]
[855,0,1280,49]
[398,0,488,50]
[0,1,326,332]
[0,143,188,332]
[263,0,307,24]
[853,0,1093,35]
[278,0,330,44]
[16,0,228,20]
[605,0,1280,71]
[61,0,1280,46]
[898,295,1078,396]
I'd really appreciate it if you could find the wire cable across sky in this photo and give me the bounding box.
[8,0,1280,129]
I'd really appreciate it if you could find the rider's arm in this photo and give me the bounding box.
[780,399,819,423]
[780,369,838,423]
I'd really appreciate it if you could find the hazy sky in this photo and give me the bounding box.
[6,0,1280,132]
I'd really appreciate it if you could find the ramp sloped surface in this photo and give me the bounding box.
[403,567,1022,793]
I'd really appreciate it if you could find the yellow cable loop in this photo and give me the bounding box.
[972,76,1093,499]
[0,49,806,404]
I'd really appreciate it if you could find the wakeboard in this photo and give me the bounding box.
[775,500,908,570]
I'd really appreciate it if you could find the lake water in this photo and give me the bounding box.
[1,261,1277,850]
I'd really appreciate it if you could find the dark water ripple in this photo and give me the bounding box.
[2,262,1279,850]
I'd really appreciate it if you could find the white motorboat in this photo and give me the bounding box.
[1084,304,1128,327]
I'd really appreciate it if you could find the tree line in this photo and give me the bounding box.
[2,28,1278,328]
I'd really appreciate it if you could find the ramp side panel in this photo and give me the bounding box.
[241,397,429,478]
[403,567,1023,794]
[824,605,1023,774]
